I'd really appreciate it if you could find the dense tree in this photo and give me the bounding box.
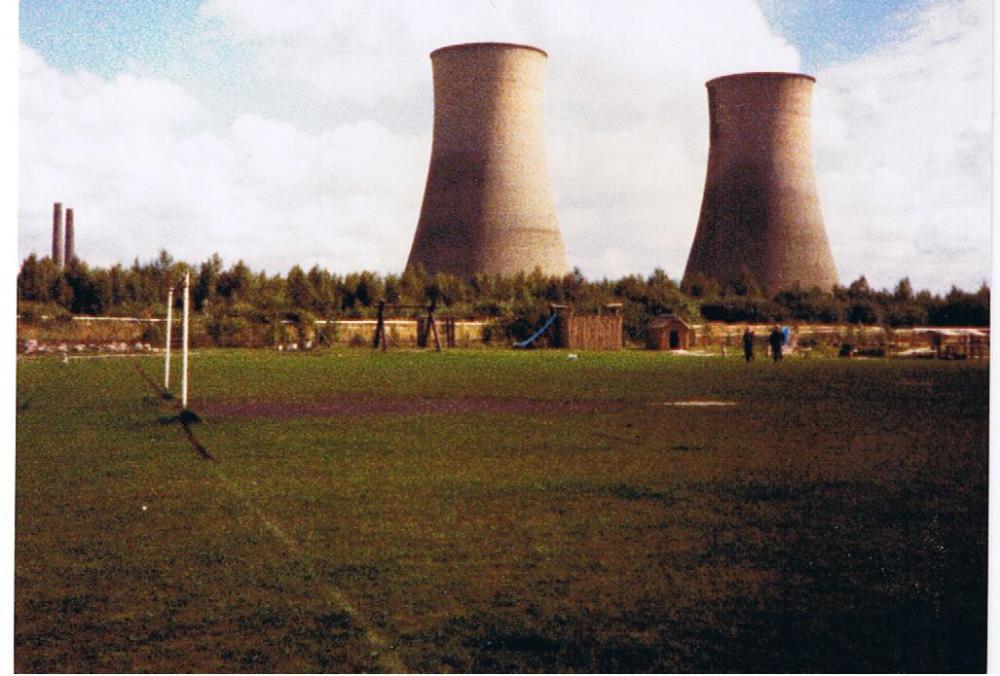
[893,277,914,302]
[847,276,872,298]
[217,260,253,303]
[17,253,990,340]
[286,265,315,310]
[929,285,990,326]
[306,265,337,315]
[846,300,881,325]
[17,255,56,303]
[109,264,126,307]
[194,253,223,311]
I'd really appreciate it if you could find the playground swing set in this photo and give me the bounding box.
[371,300,623,352]
[372,298,457,352]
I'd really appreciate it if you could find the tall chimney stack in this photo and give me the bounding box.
[406,42,569,277]
[64,208,75,265]
[51,202,64,269]
[682,72,838,291]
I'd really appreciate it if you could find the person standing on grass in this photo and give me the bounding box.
[769,325,783,362]
[742,326,755,362]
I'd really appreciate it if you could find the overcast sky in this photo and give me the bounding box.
[18,0,992,292]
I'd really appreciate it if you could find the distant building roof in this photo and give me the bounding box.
[649,315,690,330]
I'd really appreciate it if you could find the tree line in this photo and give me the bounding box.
[17,251,990,342]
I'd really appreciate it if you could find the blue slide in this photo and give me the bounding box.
[514,313,559,348]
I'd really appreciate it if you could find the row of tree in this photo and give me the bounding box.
[17,252,990,342]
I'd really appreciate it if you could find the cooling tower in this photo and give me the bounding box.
[682,72,838,292]
[64,208,75,264]
[406,42,569,278]
[51,202,64,269]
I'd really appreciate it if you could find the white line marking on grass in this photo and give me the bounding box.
[132,363,404,670]
[206,464,407,673]
[62,351,216,361]
[66,352,155,360]
[20,350,222,362]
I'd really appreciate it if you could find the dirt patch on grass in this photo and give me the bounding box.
[198,396,629,419]
[652,400,737,407]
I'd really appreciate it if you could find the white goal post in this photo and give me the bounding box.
[164,287,173,390]
[163,272,191,410]
[181,271,190,409]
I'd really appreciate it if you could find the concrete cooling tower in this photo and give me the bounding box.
[406,42,569,278]
[682,72,838,291]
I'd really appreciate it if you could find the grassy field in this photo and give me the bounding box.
[16,349,988,672]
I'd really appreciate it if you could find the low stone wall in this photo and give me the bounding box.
[17,315,988,355]
[692,322,989,353]
[318,319,487,348]
[694,322,883,349]
[18,316,157,345]
[17,316,490,353]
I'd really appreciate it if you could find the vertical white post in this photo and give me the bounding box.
[181,271,190,409]
[164,287,173,391]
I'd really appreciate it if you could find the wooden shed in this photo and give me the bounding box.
[647,315,693,350]
[550,304,623,351]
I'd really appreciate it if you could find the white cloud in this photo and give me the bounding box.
[19,0,991,293]
[813,0,992,292]
[19,42,428,273]
[194,0,802,279]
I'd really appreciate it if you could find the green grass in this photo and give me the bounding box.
[16,349,988,672]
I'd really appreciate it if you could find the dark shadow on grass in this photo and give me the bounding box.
[607,482,678,506]
[543,480,679,507]
[157,412,212,461]
[670,444,706,452]
[679,478,988,672]
[134,363,169,399]
[136,364,213,461]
